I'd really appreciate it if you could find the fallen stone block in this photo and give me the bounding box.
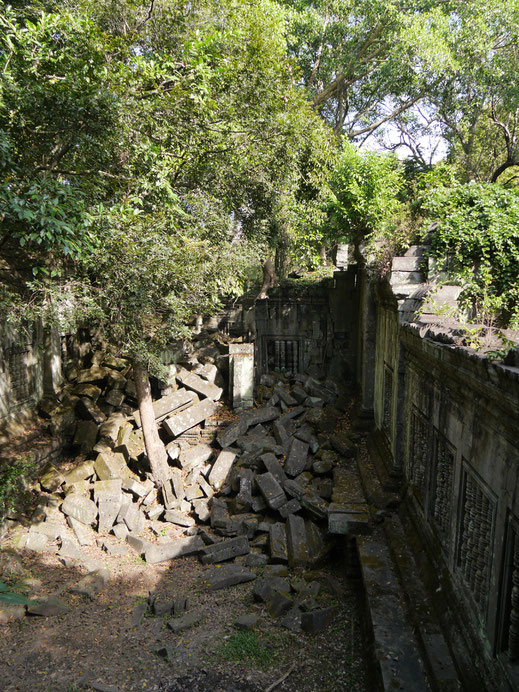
[29,521,61,539]
[70,569,110,600]
[179,443,213,471]
[279,499,302,518]
[61,494,97,526]
[200,535,250,564]
[98,499,122,534]
[244,406,279,427]
[301,606,336,633]
[144,535,204,564]
[256,472,287,510]
[67,516,94,546]
[98,413,126,443]
[274,387,298,407]
[112,523,129,541]
[269,523,288,564]
[245,552,268,567]
[328,502,370,535]
[280,606,303,632]
[118,502,141,532]
[208,449,236,490]
[205,564,256,591]
[133,388,197,427]
[217,417,249,448]
[64,461,96,486]
[25,532,49,552]
[27,595,69,617]
[278,406,305,426]
[40,463,64,493]
[58,537,83,560]
[127,534,155,555]
[94,451,130,481]
[163,398,216,437]
[164,509,195,527]
[193,499,211,523]
[266,589,293,618]
[94,479,122,503]
[177,370,223,401]
[272,420,290,451]
[284,438,309,478]
[286,514,310,567]
[235,614,258,631]
[76,397,107,424]
[167,611,200,634]
[72,421,99,453]
[210,498,230,529]
[260,453,286,484]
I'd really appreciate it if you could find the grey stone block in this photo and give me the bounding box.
[205,564,256,591]
[177,370,223,401]
[208,450,236,490]
[256,472,287,510]
[284,438,309,477]
[163,398,216,437]
[261,453,286,483]
[301,607,336,633]
[179,443,213,470]
[164,509,195,527]
[167,611,200,633]
[68,516,94,546]
[200,535,250,564]
[94,451,130,481]
[279,499,302,518]
[217,417,248,448]
[61,494,98,526]
[286,514,309,567]
[133,387,197,426]
[145,535,204,564]
[269,523,288,563]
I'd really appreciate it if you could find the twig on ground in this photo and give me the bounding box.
[264,662,296,692]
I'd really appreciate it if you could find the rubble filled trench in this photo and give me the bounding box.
[0,333,370,692]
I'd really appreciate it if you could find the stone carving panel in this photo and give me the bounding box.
[7,344,31,404]
[408,405,428,506]
[267,339,299,373]
[431,430,455,547]
[458,466,496,613]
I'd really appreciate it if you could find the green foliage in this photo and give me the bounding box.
[0,580,32,606]
[0,455,37,520]
[422,182,519,326]
[324,142,407,262]
[217,631,276,667]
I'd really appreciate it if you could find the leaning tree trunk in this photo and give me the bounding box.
[256,258,276,300]
[133,362,170,489]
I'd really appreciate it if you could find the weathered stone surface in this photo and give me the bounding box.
[208,450,236,490]
[269,523,288,564]
[177,371,223,401]
[118,502,141,532]
[122,477,147,498]
[118,429,145,460]
[261,453,286,483]
[132,388,197,427]
[193,499,210,523]
[244,406,279,427]
[286,514,309,567]
[112,523,129,541]
[98,413,125,443]
[73,421,99,453]
[280,607,303,632]
[179,443,213,471]
[94,479,122,503]
[145,536,204,564]
[94,451,130,481]
[300,493,328,521]
[29,521,61,539]
[147,504,164,521]
[25,532,49,552]
[167,611,200,633]
[284,438,309,477]
[210,498,230,529]
[64,461,95,486]
[185,484,203,502]
[67,516,94,546]
[163,398,216,437]
[278,406,305,426]
[236,469,253,510]
[272,420,290,450]
[58,537,83,560]
[328,502,370,535]
[279,499,302,518]
[245,552,268,567]
[234,614,258,630]
[229,343,254,410]
[61,494,98,525]
[98,499,122,534]
[266,589,293,618]
[76,365,110,384]
[200,536,250,564]
[0,604,26,624]
[274,387,297,407]
[70,568,110,599]
[164,509,195,527]
[127,534,155,555]
[283,479,305,501]
[256,472,287,510]
[205,564,256,591]
[301,607,336,633]
[40,463,64,492]
[217,417,248,448]
[27,595,69,617]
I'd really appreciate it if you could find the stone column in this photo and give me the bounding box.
[229,343,254,410]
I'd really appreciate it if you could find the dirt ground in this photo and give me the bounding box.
[0,527,368,692]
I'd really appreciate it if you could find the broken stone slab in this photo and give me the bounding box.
[25,532,49,552]
[117,429,145,461]
[283,478,305,501]
[167,611,200,634]
[269,523,288,564]
[29,521,61,540]
[193,499,211,523]
[274,387,297,407]
[122,477,147,498]
[144,535,205,564]
[67,516,94,546]
[58,537,83,560]
[260,453,286,484]
[277,406,305,426]
[217,417,249,448]
[64,461,96,486]
[70,568,110,600]
[284,438,309,478]
[117,502,142,532]
[147,505,164,521]
[98,499,122,534]
[210,498,230,529]
[279,499,302,518]
[286,514,310,567]
[235,614,259,631]
[244,406,279,427]
[177,370,223,401]
[236,434,282,456]
[131,601,148,628]
[98,413,126,443]
[256,472,287,510]
[163,398,217,438]
[272,420,290,451]
[76,397,107,424]
[184,484,203,502]
[300,493,328,521]
[301,606,336,633]
[304,378,337,404]
[328,502,370,535]
[94,451,130,481]
[266,589,293,618]
[280,606,303,632]
[199,535,250,564]
[245,552,268,567]
[204,564,256,591]
[208,449,236,490]
[164,509,195,527]
[133,388,197,427]
[27,595,69,617]
[252,576,290,602]
[236,469,254,510]
[40,462,65,493]
[94,479,123,503]
[61,494,98,526]
[179,443,213,471]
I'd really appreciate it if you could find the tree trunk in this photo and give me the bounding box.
[256,258,276,300]
[319,244,327,265]
[133,362,170,489]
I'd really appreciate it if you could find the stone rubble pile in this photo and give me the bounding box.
[15,333,370,631]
